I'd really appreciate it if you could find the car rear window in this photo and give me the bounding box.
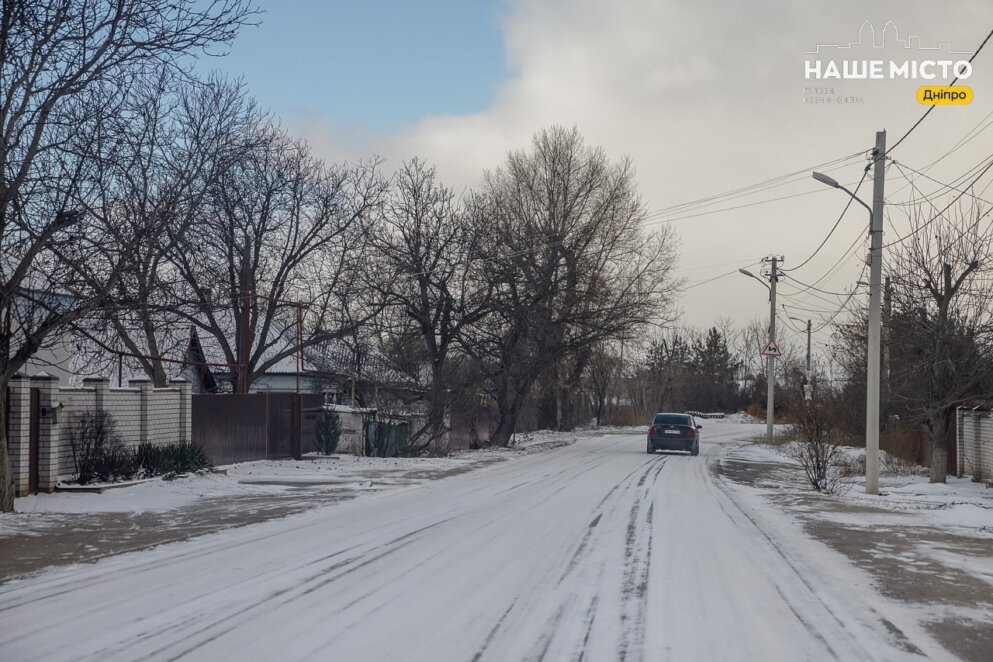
[654,414,691,425]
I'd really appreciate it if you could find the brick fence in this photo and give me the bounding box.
[6,373,191,494]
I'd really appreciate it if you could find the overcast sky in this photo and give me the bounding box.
[205,0,993,360]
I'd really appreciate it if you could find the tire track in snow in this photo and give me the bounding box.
[311,445,631,662]
[707,461,870,660]
[615,455,668,661]
[574,595,599,662]
[97,517,460,661]
[475,448,661,662]
[470,598,520,662]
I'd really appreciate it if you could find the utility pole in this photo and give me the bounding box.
[765,255,779,444]
[866,130,886,495]
[804,319,812,402]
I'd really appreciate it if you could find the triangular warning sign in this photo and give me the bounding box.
[760,339,782,357]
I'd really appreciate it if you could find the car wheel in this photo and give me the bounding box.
[691,443,699,456]
[646,441,654,454]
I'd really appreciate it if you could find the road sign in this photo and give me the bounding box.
[760,339,782,357]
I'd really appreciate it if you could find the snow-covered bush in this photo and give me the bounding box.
[787,403,848,495]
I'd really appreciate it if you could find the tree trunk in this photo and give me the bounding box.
[491,378,531,447]
[928,412,949,483]
[0,381,13,513]
[557,352,582,431]
[427,365,450,456]
[534,375,559,431]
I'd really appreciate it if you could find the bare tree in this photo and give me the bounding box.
[0,0,255,511]
[586,341,622,426]
[369,160,490,454]
[465,127,679,445]
[887,201,993,482]
[168,120,386,391]
[73,73,259,386]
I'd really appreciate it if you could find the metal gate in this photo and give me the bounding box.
[192,393,324,466]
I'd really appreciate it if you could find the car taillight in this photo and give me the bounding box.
[650,426,658,435]
[687,427,696,437]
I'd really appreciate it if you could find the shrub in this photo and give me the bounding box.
[786,402,848,494]
[134,441,210,476]
[314,410,342,455]
[67,410,136,484]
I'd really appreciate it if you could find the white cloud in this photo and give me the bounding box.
[288,0,993,348]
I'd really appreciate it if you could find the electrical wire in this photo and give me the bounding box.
[890,159,993,208]
[642,151,864,219]
[782,167,870,273]
[883,156,993,248]
[888,26,993,155]
[681,259,763,292]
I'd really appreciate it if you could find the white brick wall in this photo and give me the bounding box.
[104,390,142,447]
[149,389,182,446]
[4,375,193,483]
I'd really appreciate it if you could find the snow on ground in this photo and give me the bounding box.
[5,427,595,524]
[742,436,993,538]
[7,449,513,518]
[2,419,978,661]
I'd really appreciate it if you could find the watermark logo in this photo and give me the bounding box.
[802,21,973,105]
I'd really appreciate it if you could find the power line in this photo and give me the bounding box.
[890,158,993,208]
[643,151,863,218]
[888,26,993,155]
[681,260,763,291]
[783,167,870,273]
[779,274,855,297]
[883,156,993,248]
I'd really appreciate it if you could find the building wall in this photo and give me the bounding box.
[322,405,368,456]
[957,408,993,483]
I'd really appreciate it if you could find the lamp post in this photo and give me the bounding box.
[740,261,778,444]
[811,130,885,495]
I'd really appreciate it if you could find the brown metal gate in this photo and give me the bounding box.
[192,394,268,466]
[192,393,325,466]
[266,393,298,460]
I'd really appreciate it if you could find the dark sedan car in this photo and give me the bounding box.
[647,412,701,455]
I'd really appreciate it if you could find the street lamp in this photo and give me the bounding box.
[740,260,779,444]
[812,172,873,217]
[811,131,885,497]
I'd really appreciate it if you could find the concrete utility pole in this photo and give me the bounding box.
[805,319,812,401]
[865,130,886,495]
[739,260,782,444]
[812,130,886,495]
[766,256,778,444]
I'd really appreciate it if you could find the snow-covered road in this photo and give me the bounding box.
[0,423,950,661]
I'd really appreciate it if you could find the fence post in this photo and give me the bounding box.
[129,378,152,446]
[32,373,60,492]
[170,378,191,444]
[6,374,30,496]
[83,376,110,413]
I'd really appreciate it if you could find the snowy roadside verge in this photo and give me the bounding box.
[716,427,993,661]
[735,439,993,538]
[2,428,586,527]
